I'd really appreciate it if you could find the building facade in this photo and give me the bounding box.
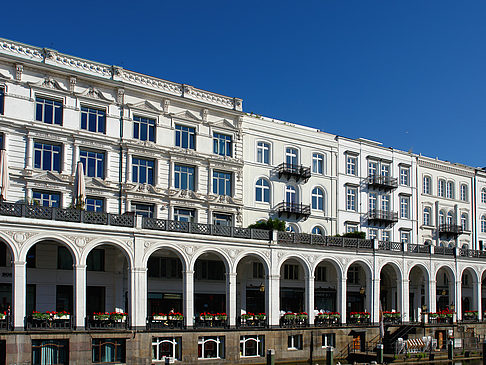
[0,38,486,364]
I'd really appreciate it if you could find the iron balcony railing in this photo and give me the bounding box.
[367,209,399,224]
[439,224,463,236]
[367,175,398,190]
[275,201,311,220]
[277,231,374,249]
[277,163,311,182]
[85,315,129,330]
[25,315,74,330]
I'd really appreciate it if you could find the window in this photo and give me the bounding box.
[255,178,270,203]
[311,187,324,211]
[460,184,468,201]
[400,196,410,219]
[346,187,357,211]
[400,231,410,244]
[381,195,390,212]
[312,153,324,174]
[312,226,324,236]
[213,171,232,196]
[86,197,104,212]
[87,249,105,271]
[257,142,270,164]
[81,106,105,133]
[439,211,445,225]
[285,185,297,204]
[253,262,264,279]
[92,338,125,363]
[240,335,264,357]
[198,336,225,359]
[283,264,299,280]
[133,115,155,142]
[447,211,454,225]
[369,193,377,212]
[0,133,3,150]
[56,284,71,311]
[481,216,486,233]
[286,147,298,166]
[174,164,195,191]
[382,231,390,241]
[149,257,182,279]
[213,213,232,226]
[286,224,297,233]
[322,333,336,348]
[0,87,4,115]
[80,150,104,178]
[423,176,431,194]
[346,224,358,233]
[152,337,182,362]
[175,124,196,149]
[34,142,61,172]
[446,181,454,199]
[316,266,326,281]
[288,334,303,350]
[482,188,486,204]
[438,179,445,197]
[423,207,431,226]
[381,163,390,177]
[35,96,62,125]
[57,246,73,270]
[346,155,357,175]
[33,191,60,207]
[133,203,154,218]
[368,161,377,177]
[400,167,409,186]
[461,213,468,231]
[174,208,195,222]
[32,339,68,365]
[213,132,232,157]
[369,229,377,240]
[195,260,224,280]
[132,157,154,185]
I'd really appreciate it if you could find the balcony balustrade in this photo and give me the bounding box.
[86,314,129,330]
[439,224,463,237]
[275,201,311,220]
[194,315,228,329]
[279,314,309,328]
[367,209,398,226]
[237,315,268,329]
[0,312,11,331]
[146,315,184,331]
[25,315,73,330]
[277,163,311,183]
[367,175,398,191]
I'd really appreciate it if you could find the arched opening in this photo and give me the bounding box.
[346,262,371,323]
[380,264,401,322]
[26,240,75,328]
[85,244,129,328]
[236,255,268,327]
[461,269,475,319]
[280,258,305,314]
[314,260,340,325]
[0,240,13,327]
[436,267,455,313]
[408,265,429,322]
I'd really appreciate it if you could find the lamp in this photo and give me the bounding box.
[421,304,427,312]
[441,289,446,296]
[259,283,265,292]
[359,286,365,295]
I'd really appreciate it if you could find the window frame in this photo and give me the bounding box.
[346,187,357,211]
[91,338,126,364]
[32,190,61,208]
[346,155,357,176]
[133,115,156,142]
[255,178,270,203]
[132,157,155,185]
[0,86,4,115]
[213,132,232,157]
[287,334,303,350]
[423,207,431,226]
[240,335,265,358]
[460,184,468,202]
[34,141,62,172]
[256,141,270,164]
[174,164,195,191]
[198,336,225,359]
[79,149,105,179]
[152,337,182,362]
[212,171,232,196]
[35,95,63,125]
[423,176,431,195]
[81,105,106,134]
[312,153,324,174]
[400,196,410,219]
[175,124,196,150]
[399,167,410,186]
[133,202,155,218]
[311,187,324,211]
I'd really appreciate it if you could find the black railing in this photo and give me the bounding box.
[347,316,371,325]
[194,316,228,329]
[408,244,432,254]
[275,202,311,220]
[314,316,341,327]
[237,316,268,329]
[367,210,399,224]
[378,241,404,251]
[439,224,463,236]
[280,316,308,328]
[146,316,184,330]
[86,315,129,330]
[367,175,398,190]
[0,312,11,331]
[277,232,374,249]
[277,163,311,182]
[25,315,73,330]
[434,246,455,256]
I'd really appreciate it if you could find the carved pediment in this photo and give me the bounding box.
[29,77,68,92]
[77,87,115,102]
[87,178,113,189]
[29,170,69,183]
[128,100,163,113]
[172,110,202,123]
[0,70,12,80]
[211,118,237,130]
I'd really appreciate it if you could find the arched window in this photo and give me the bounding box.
[446,181,454,199]
[439,210,445,226]
[461,213,468,231]
[481,215,486,233]
[482,188,486,204]
[312,226,324,235]
[312,153,324,174]
[286,224,297,233]
[285,147,298,167]
[439,241,447,247]
[460,184,468,201]
[256,142,270,164]
[438,179,445,197]
[285,185,297,204]
[255,178,270,203]
[423,176,431,194]
[423,207,431,226]
[311,187,324,211]
[447,211,454,225]
[424,239,432,245]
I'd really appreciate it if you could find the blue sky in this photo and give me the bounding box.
[3,1,486,167]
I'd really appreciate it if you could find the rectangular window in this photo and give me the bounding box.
[369,229,378,240]
[175,124,195,149]
[316,266,327,282]
[400,231,410,244]
[369,193,377,212]
[253,262,264,279]
[347,266,359,284]
[35,96,63,125]
[312,153,324,174]
[32,340,69,365]
[240,335,265,357]
[174,208,195,223]
[148,257,182,279]
[284,264,299,280]
[346,155,357,175]
[198,336,225,359]
[400,167,410,186]
[57,246,73,270]
[86,197,104,212]
[81,106,105,133]
[133,203,154,218]
[346,224,358,233]
[80,150,105,178]
[56,285,73,313]
[134,115,155,142]
[34,142,61,172]
[92,338,126,363]
[174,164,195,190]
[368,161,377,177]
[87,249,105,271]
[381,195,390,212]
[382,231,390,241]
[213,213,232,226]
[381,164,390,177]
[400,196,410,219]
[288,334,303,350]
[257,142,270,164]
[132,157,154,185]
[152,337,182,362]
[33,191,60,207]
[322,333,336,348]
[213,171,232,196]
[0,87,4,115]
[346,187,357,211]
[213,132,232,157]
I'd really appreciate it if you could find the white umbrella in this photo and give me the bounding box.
[75,161,86,208]
[0,150,9,201]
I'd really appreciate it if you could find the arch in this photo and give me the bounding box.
[311,186,325,212]
[0,232,19,262]
[276,254,311,278]
[407,263,431,281]
[232,251,270,275]
[447,211,454,225]
[423,207,432,226]
[21,234,80,264]
[378,261,403,279]
[311,226,325,236]
[460,266,479,284]
[284,146,300,166]
[460,184,468,201]
[312,257,344,281]
[256,140,271,164]
[143,244,189,272]
[344,259,373,278]
[311,152,326,175]
[255,177,271,203]
[81,238,134,269]
[434,265,455,284]
[286,223,299,233]
[189,248,232,273]
[423,175,432,194]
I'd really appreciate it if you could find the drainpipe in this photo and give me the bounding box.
[473,173,477,250]
[118,103,124,214]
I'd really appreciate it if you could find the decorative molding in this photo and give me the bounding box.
[69,76,76,93]
[15,64,23,81]
[163,99,170,113]
[128,100,163,114]
[117,88,124,104]
[418,158,475,177]
[29,77,68,92]
[77,87,115,102]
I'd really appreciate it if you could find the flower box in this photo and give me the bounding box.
[0,313,6,320]
[284,313,296,320]
[93,313,110,321]
[200,316,213,321]
[255,314,266,320]
[297,313,309,320]
[318,313,330,319]
[169,315,183,321]
[53,314,70,320]
[242,315,254,320]
[110,313,127,322]
[153,315,167,321]
[331,313,341,319]
[32,312,51,320]
[215,315,227,320]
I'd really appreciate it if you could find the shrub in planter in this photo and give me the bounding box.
[110,312,127,322]
[153,313,167,321]
[284,312,296,320]
[255,313,266,320]
[32,311,51,320]
[169,312,183,320]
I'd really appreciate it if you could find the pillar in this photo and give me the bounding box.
[129,267,147,329]
[12,261,26,330]
[25,136,33,169]
[183,270,194,328]
[401,279,410,322]
[338,278,347,324]
[455,280,461,321]
[372,278,380,324]
[74,264,86,329]
[226,272,237,327]
[305,275,315,325]
[266,274,280,327]
[474,280,482,321]
[429,280,437,314]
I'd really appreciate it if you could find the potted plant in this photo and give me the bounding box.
[200,312,213,321]
[169,312,183,320]
[110,312,127,322]
[215,312,227,320]
[350,312,359,319]
[284,312,296,320]
[297,312,309,320]
[153,313,167,321]
[428,312,438,319]
[93,312,110,321]
[32,311,50,321]
[318,312,329,319]
[241,313,254,321]
[0,312,5,320]
[255,313,266,320]
[331,312,341,319]
[53,311,70,320]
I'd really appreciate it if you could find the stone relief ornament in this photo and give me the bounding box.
[69,76,76,92]
[15,64,23,81]
[163,99,170,113]
[184,246,194,256]
[8,231,38,245]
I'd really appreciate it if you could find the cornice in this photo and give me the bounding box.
[418,158,475,177]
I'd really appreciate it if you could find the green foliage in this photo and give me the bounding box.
[248,218,286,231]
[334,231,366,239]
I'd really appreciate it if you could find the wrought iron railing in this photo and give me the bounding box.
[314,315,341,327]
[277,163,311,182]
[0,312,11,331]
[367,175,398,189]
[408,244,431,254]
[367,209,399,223]
[25,315,74,330]
[146,316,184,330]
[237,316,268,329]
[434,246,455,256]
[86,315,129,330]
[279,316,308,328]
[439,224,463,235]
[378,241,404,251]
[275,202,311,219]
[194,316,228,329]
[277,232,373,249]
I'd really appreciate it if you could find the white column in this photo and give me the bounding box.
[183,270,194,328]
[401,279,410,322]
[129,267,147,329]
[74,264,86,329]
[338,278,347,324]
[454,280,461,322]
[428,280,437,314]
[25,136,33,169]
[226,272,237,327]
[126,151,131,182]
[72,143,79,176]
[266,274,280,327]
[62,143,69,174]
[305,275,315,325]
[12,261,26,330]
[372,278,380,324]
[474,280,481,321]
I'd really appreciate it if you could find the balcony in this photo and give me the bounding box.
[86,314,129,330]
[277,163,311,183]
[237,315,268,329]
[367,175,398,191]
[147,315,184,331]
[367,210,398,226]
[275,202,311,220]
[439,224,463,237]
[25,315,74,330]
